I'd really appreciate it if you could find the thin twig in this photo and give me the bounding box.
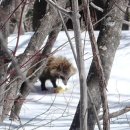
[13,0,28,55]
[90,2,103,12]
[54,0,77,64]
[83,0,110,130]
[1,0,25,29]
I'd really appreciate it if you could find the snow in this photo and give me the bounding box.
[1,31,130,130]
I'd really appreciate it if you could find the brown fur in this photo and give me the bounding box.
[39,56,76,91]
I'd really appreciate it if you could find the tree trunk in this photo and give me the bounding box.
[0,4,11,122]
[32,0,47,31]
[69,0,129,130]
[72,0,88,130]
[2,0,69,121]
[0,34,8,122]
[9,22,63,120]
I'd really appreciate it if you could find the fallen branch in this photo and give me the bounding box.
[99,107,130,120]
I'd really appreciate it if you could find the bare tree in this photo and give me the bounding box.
[71,0,88,130]
[0,0,70,121]
[0,0,130,130]
[0,0,13,122]
[70,0,129,130]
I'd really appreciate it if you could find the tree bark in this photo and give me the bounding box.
[14,0,25,34]
[69,0,129,130]
[72,1,88,130]
[9,22,63,120]
[0,4,11,122]
[32,0,47,31]
[0,34,8,122]
[2,0,69,121]
[83,0,110,129]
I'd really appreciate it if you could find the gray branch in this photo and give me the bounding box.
[90,2,103,12]
[45,0,72,18]
[99,107,130,120]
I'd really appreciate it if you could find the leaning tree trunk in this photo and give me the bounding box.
[9,22,63,120]
[69,0,129,130]
[2,0,69,121]
[0,3,11,122]
[0,34,9,122]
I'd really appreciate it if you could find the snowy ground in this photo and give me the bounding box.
[1,31,130,130]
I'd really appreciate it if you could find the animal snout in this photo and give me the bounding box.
[63,80,67,85]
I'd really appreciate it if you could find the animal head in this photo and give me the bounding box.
[49,56,77,85]
[61,65,76,85]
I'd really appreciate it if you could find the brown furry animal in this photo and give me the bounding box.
[39,56,76,91]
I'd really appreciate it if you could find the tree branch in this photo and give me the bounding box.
[83,0,110,130]
[45,0,72,18]
[99,107,130,120]
[90,2,103,12]
[72,1,88,130]
[122,19,130,26]
[0,33,28,86]
[2,0,69,121]
[54,0,77,64]
[0,33,31,121]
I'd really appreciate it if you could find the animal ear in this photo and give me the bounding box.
[70,66,77,75]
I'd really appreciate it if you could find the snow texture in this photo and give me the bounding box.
[1,31,130,130]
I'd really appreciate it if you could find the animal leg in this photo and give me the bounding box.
[40,79,48,91]
[51,79,57,88]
